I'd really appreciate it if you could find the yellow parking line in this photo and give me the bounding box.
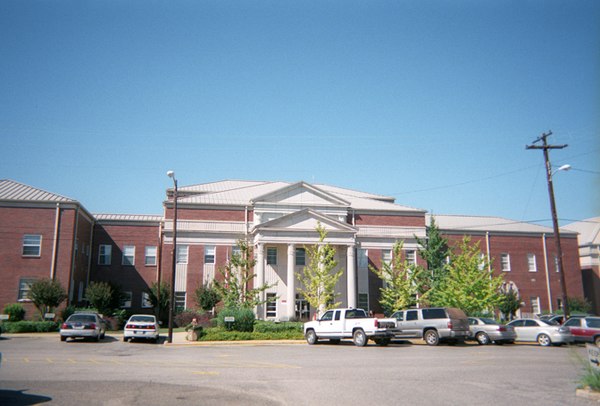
[46,358,54,363]
[68,359,77,364]
[192,371,219,376]
[23,358,30,363]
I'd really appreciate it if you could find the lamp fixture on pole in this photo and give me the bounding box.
[166,170,178,344]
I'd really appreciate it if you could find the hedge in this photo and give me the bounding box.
[2,321,59,333]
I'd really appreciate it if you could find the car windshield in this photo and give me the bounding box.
[479,318,498,325]
[545,319,560,325]
[68,315,96,323]
[130,316,155,323]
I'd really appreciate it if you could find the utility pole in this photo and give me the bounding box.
[526,131,570,319]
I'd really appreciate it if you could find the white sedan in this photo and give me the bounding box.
[506,318,571,346]
[123,314,160,343]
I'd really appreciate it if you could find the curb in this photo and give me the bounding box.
[576,388,600,402]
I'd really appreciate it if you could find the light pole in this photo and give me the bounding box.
[166,170,178,343]
[526,132,570,318]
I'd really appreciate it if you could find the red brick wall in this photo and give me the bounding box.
[354,213,425,227]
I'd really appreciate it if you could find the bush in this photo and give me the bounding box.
[199,327,303,341]
[174,309,204,328]
[2,321,59,333]
[29,278,67,317]
[216,308,255,332]
[3,303,26,321]
[85,281,124,315]
[253,320,303,334]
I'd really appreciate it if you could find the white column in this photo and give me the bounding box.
[287,244,296,321]
[347,245,357,308]
[256,243,265,319]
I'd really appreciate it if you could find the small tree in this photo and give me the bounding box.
[370,241,428,315]
[194,282,221,314]
[297,223,343,316]
[433,237,504,315]
[146,282,171,323]
[213,239,274,309]
[85,281,124,316]
[498,285,521,321]
[415,216,450,302]
[29,278,67,318]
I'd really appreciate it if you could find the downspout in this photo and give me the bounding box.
[85,219,94,294]
[542,233,553,313]
[485,232,491,272]
[50,203,61,280]
[68,206,80,305]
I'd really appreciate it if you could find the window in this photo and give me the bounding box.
[266,293,277,318]
[334,310,342,321]
[18,278,35,301]
[554,255,560,272]
[122,245,135,266]
[321,311,333,321]
[358,293,369,311]
[478,253,486,270]
[121,291,132,308]
[527,253,537,272]
[204,245,215,264]
[563,318,582,327]
[98,244,112,265]
[405,250,416,265]
[142,292,153,308]
[78,282,84,301]
[406,310,418,321]
[422,308,447,319]
[22,234,42,257]
[175,291,186,312]
[176,245,188,264]
[267,247,277,265]
[382,249,392,265]
[145,246,157,266]
[358,249,368,268]
[530,297,540,314]
[500,253,511,272]
[231,246,241,260]
[295,248,306,266]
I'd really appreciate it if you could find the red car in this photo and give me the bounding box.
[560,317,600,346]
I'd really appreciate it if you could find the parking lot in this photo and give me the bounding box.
[0,333,596,405]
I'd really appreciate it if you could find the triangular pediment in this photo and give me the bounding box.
[254,209,356,233]
[251,181,349,207]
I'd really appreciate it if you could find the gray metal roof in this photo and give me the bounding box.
[94,213,163,222]
[0,179,77,203]
[565,217,600,245]
[428,214,577,235]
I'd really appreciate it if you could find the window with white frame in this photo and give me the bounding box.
[267,247,277,265]
[141,292,153,308]
[530,296,540,314]
[357,249,368,269]
[405,250,416,265]
[295,248,306,266]
[204,245,216,264]
[358,293,369,311]
[176,245,188,264]
[22,234,42,257]
[554,255,560,272]
[121,291,132,308]
[145,246,157,266]
[478,253,486,271]
[500,253,511,272]
[98,244,112,265]
[382,249,392,266]
[231,245,241,261]
[18,278,35,301]
[175,291,186,312]
[266,293,277,318]
[527,253,537,272]
[122,245,135,266]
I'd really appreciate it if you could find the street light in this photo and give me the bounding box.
[167,170,178,344]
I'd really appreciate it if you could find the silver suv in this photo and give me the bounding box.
[390,307,470,345]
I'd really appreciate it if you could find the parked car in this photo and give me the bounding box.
[123,314,160,343]
[60,312,106,342]
[390,307,470,346]
[506,318,570,346]
[559,316,600,346]
[467,317,516,345]
[539,315,564,325]
[303,308,397,346]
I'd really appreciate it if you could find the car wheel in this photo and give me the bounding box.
[424,329,440,346]
[60,336,66,342]
[476,332,491,345]
[123,337,129,342]
[374,338,390,346]
[305,329,318,345]
[537,333,551,347]
[100,332,105,339]
[353,329,368,347]
[94,335,100,342]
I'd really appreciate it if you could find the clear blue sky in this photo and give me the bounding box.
[1,1,598,227]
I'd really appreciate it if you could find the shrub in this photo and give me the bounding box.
[61,305,76,322]
[195,283,221,312]
[3,303,26,321]
[253,320,303,334]
[29,278,67,318]
[2,321,59,333]
[216,308,255,332]
[199,327,303,341]
[85,281,124,315]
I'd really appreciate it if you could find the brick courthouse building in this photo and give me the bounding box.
[0,179,584,319]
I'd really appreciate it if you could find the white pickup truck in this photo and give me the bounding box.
[303,308,398,347]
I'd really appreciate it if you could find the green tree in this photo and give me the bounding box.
[213,239,274,309]
[433,237,504,315]
[297,223,343,316]
[415,216,450,304]
[194,282,221,313]
[146,282,171,323]
[370,241,429,315]
[498,285,521,321]
[29,278,67,318]
[567,297,592,314]
[85,281,124,316]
